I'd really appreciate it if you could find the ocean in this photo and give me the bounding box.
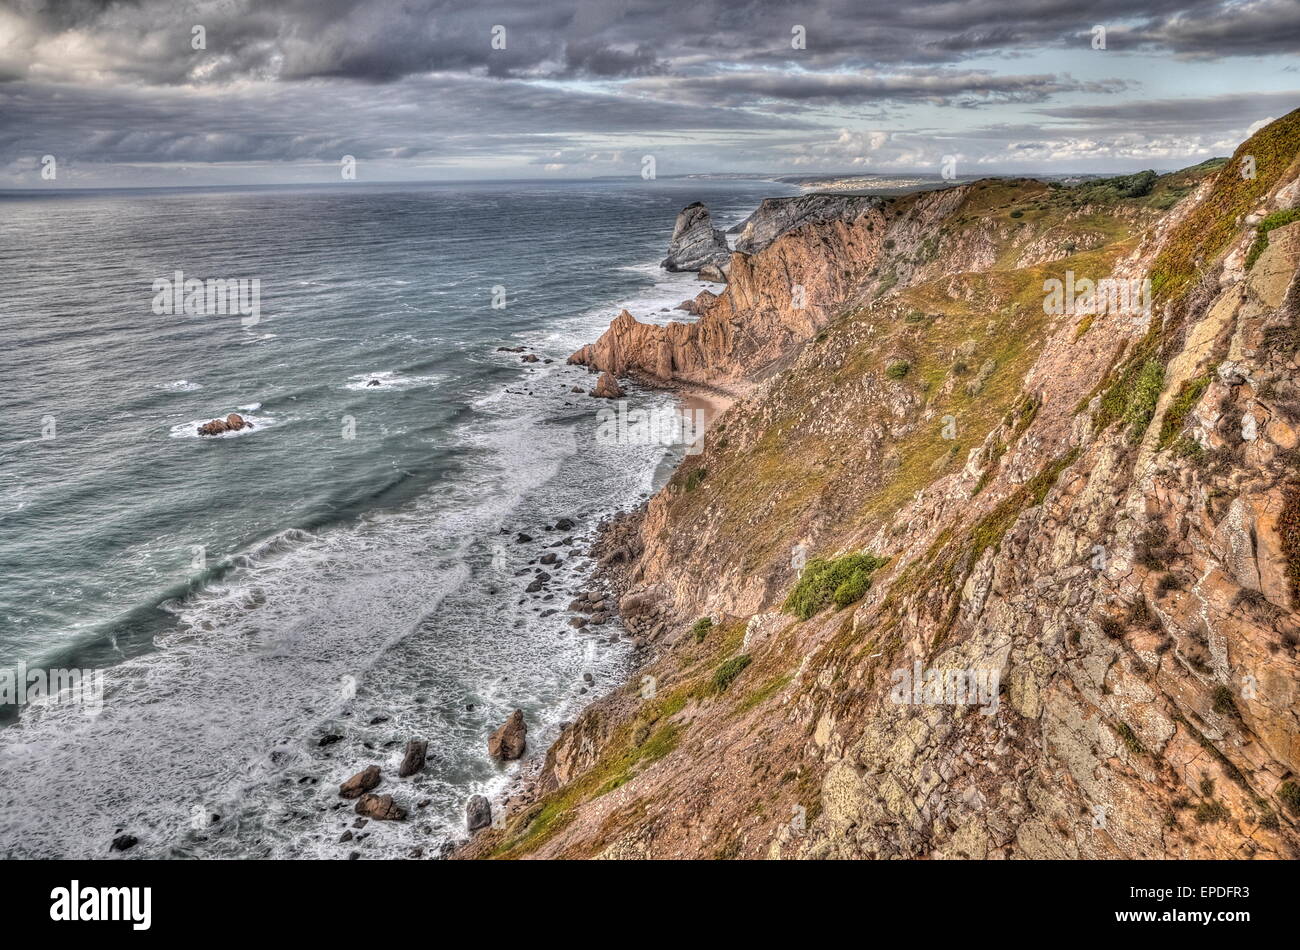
[0,177,787,858]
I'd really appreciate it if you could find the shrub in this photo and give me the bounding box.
[1195,799,1230,824]
[1158,374,1212,448]
[832,569,871,608]
[1126,359,1165,442]
[711,655,752,693]
[1009,209,1023,218]
[886,360,911,380]
[691,617,713,643]
[1279,780,1300,816]
[1156,572,1184,596]
[784,553,889,620]
[683,467,707,492]
[1212,685,1239,717]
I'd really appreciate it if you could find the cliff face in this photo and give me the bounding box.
[472,110,1300,860]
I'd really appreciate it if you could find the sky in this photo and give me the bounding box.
[1,0,1297,188]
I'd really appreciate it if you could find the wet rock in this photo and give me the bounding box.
[398,740,428,778]
[554,518,576,531]
[197,412,253,436]
[339,765,381,799]
[318,734,343,747]
[110,834,138,852]
[488,709,528,760]
[355,793,407,821]
[516,532,533,543]
[521,354,540,363]
[540,552,558,565]
[496,345,526,353]
[590,373,625,399]
[467,795,493,832]
[366,379,381,387]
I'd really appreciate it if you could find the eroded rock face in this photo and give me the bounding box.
[661,202,730,272]
[488,709,528,760]
[729,193,883,254]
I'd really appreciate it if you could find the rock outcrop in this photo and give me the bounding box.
[466,795,492,831]
[729,193,883,254]
[661,202,730,272]
[398,740,427,778]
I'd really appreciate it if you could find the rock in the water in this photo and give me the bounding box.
[698,263,727,284]
[466,795,492,832]
[591,372,625,399]
[661,202,731,272]
[339,765,381,799]
[398,740,427,778]
[554,518,576,531]
[355,792,406,821]
[521,353,540,363]
[487,709,527,760]
[110,834,138,852]
[197,412,252,436]
[366,379,381,387]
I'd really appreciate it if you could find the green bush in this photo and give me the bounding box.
[1279,780,1300,816]
[886,360,911,380]
[784,553,889,619]
[711,655,752,693]
[1125,359,1165,442]
[691,617,713,643]
[683,467,707,492]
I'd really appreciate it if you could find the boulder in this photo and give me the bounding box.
[591,373,625,399]
[488,709,528,760]
[398,740,427,778]
[467,795,493,832]
[339,765,381,799]
[354,793,406,821]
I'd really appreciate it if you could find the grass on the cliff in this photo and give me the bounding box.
[784,553,889,620]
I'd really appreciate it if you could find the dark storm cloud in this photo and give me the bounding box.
[3,0,1294,89]
[628,71,1132,108]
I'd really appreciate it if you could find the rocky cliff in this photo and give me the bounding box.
[468,109,1300,860]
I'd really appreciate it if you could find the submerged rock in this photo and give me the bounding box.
[197,412,252,436]
[354,793,406,821]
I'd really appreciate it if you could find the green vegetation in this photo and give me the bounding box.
[711,654,752,693]
[1115,722,1145,756]
[1245,207,1300,270]
[1279,780,1300,816]
[783,553,889,620]
[691,616,714,643]
[683,467,707,492]
[886,360,911,379]
[1070,169,1158,203]
[1212,685,1239,718]
[1158,373,1212,448]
